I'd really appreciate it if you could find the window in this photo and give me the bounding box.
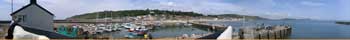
[17,15,26,22]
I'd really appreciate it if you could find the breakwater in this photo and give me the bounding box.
[239,25,292,39]
[190,22,292,39]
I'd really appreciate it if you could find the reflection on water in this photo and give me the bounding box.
[150,26,210,38]
[207,20,350,39]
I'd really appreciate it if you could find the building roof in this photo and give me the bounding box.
[10,0,54,16]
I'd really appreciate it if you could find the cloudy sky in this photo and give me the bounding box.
[0,0,349,21]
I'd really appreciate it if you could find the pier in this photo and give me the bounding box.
[189,21,292,39]
[238,25,292,39]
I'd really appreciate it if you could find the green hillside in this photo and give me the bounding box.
[67,9,265,19]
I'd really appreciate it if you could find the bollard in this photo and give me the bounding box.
[276,30,279,39]
[271,30,276,39]
[282,29,285,38]
[261,30,268,39]
[277,30,281,39]
[267,30,270,39]
[257,33,261,39]
[239,29,244,39]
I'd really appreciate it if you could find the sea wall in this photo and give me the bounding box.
[190,21,292,39]
[239,25,292,39]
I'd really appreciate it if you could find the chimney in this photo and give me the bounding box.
[30,0,37,4]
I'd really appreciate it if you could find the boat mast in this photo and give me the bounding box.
[11,0,13,13]
[105,10,107,24]
[242,10,247,27]
[111,10,113,24]
[96,10,99,24]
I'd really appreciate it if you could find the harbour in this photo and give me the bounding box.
[51,20,293,39]
[1,0,348,39]
[3,18,350,39]
[0,20,292,39]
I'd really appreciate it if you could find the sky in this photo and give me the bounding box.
[0,0,349,21]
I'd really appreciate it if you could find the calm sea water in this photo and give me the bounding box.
[207,20,350,39]
[100,25,211,38]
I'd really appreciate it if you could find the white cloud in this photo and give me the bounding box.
[33,0,244,19]
[300,1,325,6]
[3,0,29,5]
[160,2,175,6]
[263,12,289,19]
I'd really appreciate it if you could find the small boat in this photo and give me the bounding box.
[216,26,232,39]
[122,23,136,28]
[112,23,122,31]
[125,28,152,39]
[106,25,113,32]
[198,26,233,39]
[56,25,78,37]
[96,27,105,34]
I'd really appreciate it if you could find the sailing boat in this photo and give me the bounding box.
[217,26,232,39]
[198,26,233,39]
